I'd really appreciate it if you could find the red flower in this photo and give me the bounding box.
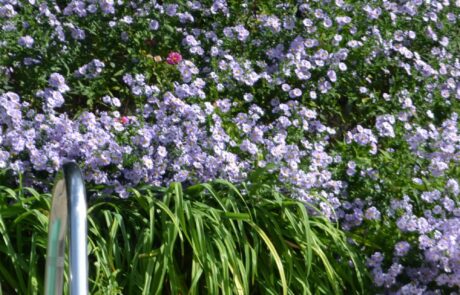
[166,51,182,65]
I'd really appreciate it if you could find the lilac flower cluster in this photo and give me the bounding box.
[364,180,460,292]
[18,35,34,48]
[346,125,378,155]
[406,114,459,178]
[75,59,105,79]
[35,73,69,110]
[2,0,460,292]
[0,89,337,202]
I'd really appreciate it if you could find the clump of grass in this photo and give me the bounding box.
[0,185,49,295]
[0,179,369,294]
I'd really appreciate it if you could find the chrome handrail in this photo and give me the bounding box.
[45,162,88,295]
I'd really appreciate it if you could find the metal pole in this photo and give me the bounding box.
[45,162,88,295]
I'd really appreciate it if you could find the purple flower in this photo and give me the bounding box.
[102,96,121,107]
[446,179,459,196]
[233,25,249,41]
[70,27,86,40]
[75,59,105,78]
[174,170,189,182]
[18,35,34,48]
[289,88,302,98]
[37,88,65,109]
[99,0,115,14]
[239,137,259,155]
[335,16,351,26]
[367,252,384,268]
[0,150,10,168]
[215,99,231,113]
[48,73,70,93]
[165,4,178,16]
[346,161,356,176]
[0,4,16,18]
[394,241,411,256]
[327,69,337,82]
[149,20,159,31]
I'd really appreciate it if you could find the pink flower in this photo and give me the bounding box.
[166,51,182,65]
[117,116,129,124]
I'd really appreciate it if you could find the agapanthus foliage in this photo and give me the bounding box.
[2,0,460,292]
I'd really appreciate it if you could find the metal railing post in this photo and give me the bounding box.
[45,162,88,295]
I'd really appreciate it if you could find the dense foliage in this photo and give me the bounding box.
[2,0,460,293]
[0,180,367,294]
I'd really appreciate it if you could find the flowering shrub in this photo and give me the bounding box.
[1,0,460,293]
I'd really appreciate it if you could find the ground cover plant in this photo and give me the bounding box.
[1,0,460,293]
